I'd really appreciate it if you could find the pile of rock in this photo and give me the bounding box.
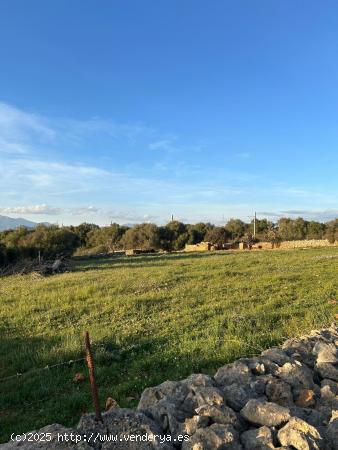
[2,324,338,449]
[0,258,72,277]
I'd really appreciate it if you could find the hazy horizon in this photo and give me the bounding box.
[1,210,338,229]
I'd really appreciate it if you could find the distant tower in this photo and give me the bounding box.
[171,214,174,222]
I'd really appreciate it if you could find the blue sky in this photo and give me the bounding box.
[0,0,337,225]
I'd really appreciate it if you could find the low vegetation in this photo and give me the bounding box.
[1,247,337,442]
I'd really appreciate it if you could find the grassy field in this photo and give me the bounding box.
[1,247,338,442]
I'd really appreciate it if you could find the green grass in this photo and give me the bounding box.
[1,247,338,442]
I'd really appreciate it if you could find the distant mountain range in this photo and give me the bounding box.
[0,215,48,231]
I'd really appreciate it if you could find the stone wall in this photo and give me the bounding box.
[252,241,274,250]
[278,239,337,249]
[186,239,337,253]
[2,324,338,449]
[253,239,338,250]
[184,242,238,252]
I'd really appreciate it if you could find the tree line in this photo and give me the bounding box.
[0,217,337,266]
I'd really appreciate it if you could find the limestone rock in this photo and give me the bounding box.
[321,378,338,395]
[76,413,107,445]
[137,380,188,410]
[181,374,215,391]
[181,392,199,415]
[140,398,186,439]
[250,377,272,396]
[277,417,323,450]
[282,339,316,367]
[318,379,338,409]
[195,404,240,428]
[77,408,174,449]
[261,347,291,366]
[195,387,224,407]
[105,397,119,411]
[265,378,293,406]
[312,342,338,364]
[239,358,266,375]
[182,424,242,450]
[289,406,329,428]
[240,399,290,427]
[276,362,314,392]
[240,426,274,449]
[182,415,209,435]
[258,358,280,376]
[325,413,338,449]
[222,383,262,411]
[215,361,251,386]
[316,362,338,382]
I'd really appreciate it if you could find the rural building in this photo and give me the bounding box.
[184,241,213,252]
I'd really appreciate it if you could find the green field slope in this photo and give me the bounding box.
[1,248,338,442]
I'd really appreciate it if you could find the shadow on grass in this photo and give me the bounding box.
[0,333,122,443]
[73,251,233,273]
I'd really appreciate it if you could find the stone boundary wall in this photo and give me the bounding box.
[186,240,338,252]
[278,239,337,249]
[2,324,338,449]
[254,239,338,250]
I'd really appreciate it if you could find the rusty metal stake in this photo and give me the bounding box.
[84,331,103,422]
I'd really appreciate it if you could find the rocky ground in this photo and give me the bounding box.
[1,324,337,450]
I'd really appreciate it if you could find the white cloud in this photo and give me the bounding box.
[257,209,338,222]
[0,102,54,138]
[0,157,113,195]
[0,204,102,217]
[107,210,159,224]
[0,101,158,160]
[70,206,99,215]
[268,185,338,204]
[257,211,283,218]
[0,102,55,155]
[0,137,30,154]
[148,137,202,154]
[0,204,62,215]
[280,209,338,221]
[0,101,184,202]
